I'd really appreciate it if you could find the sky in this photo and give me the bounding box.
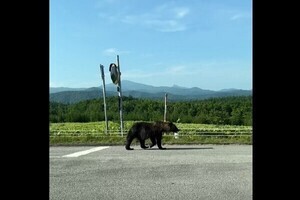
[50,0,252,91]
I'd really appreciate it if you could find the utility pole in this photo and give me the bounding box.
[116,55,124,136]
[109,55,124,136]
[164,93,168,122]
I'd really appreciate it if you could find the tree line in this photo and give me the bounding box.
[49,95,252,126]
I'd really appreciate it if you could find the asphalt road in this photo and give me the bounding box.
[50,145,252,200]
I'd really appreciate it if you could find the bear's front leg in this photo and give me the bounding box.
[156,135,166,150]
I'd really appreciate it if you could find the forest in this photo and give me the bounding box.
[49,95,252,126]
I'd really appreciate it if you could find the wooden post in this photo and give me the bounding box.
[100,65,108,134]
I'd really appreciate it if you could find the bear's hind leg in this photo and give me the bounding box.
[139,139,149,149]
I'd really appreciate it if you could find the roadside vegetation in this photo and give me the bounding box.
[50,121,252,145]
[50,96,252,145]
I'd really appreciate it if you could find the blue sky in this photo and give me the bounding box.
[50,0,252,90]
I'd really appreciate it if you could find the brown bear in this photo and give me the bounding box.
[125,121,179,150]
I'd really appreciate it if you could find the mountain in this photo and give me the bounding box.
[50,80,252,104]
[50,87,87,93]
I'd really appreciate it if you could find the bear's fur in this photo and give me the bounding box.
[125,121,179,150]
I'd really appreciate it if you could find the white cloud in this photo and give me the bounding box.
[145,5,190,32]
[168,65,186,73]
[231,14,242,20]
[121,15,138,24]
[95,0,119,7]
[102,48,130,56]
[227,10,251,21]
[173,7,190,19]
[230,11,251,21]
[145,19,186,32]
[100,3,190,32]
[103,48,118,56]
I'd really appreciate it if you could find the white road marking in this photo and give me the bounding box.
[62,146,109,158]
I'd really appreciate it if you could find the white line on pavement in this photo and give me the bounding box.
[62,146,109,158]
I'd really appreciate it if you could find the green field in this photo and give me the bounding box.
[50,121,252,145]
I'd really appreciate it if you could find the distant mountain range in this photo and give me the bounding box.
[50,80,252,104]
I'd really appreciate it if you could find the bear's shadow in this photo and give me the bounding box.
[142,147,214,150]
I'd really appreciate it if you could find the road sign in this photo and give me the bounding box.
[109,63,119,85]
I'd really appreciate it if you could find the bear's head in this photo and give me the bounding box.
[167,122,180,132]
[159,121,179,132]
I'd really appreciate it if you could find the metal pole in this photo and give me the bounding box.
[117,55,124,136]
[164,93,168,122]
[100,64,108,134]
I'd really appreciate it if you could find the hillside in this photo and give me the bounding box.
[50,80,252,104]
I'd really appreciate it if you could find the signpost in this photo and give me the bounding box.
[109,55,124,136]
